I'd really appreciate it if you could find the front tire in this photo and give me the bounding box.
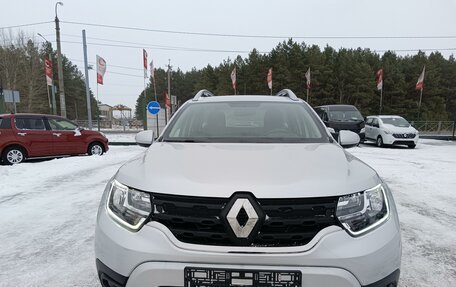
[376,136,384,148]
[2,146,26,165]
[88,142,104,156]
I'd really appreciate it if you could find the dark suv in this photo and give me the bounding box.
[314,105,365,142]
[0,113,108,164]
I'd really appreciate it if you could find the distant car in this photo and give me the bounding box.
[364,115,419,148]
[0,113,109,164]
[313,105,365,142]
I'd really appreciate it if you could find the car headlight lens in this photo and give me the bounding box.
[107,179,152,231]
[360,127,365,133]
[383,129,391,134]
[336,184,389,235]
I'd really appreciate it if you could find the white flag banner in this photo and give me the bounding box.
[416,66,425,91]
[376,69,384,91]
[305,67,311,89]
[231,67,236,90]
[143,49,148,79]
[267,68,272,90]
[96,55,107,85]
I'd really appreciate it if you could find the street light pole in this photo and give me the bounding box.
[37,33,57,115]
[55,1,66,118]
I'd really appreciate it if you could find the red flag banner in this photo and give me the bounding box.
[416,66,425,91]
[165,91,171,109]
[96,55,107,85]
[267,68,272,90]
[376,69,384,90]
[305,67,311,89]
[231,67,236,90]
[143,49,148,79]
[45,57,53,86]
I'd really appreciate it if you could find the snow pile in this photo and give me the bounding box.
[0,139,455,286]
[0,146,145,286]
[351,140,456,287]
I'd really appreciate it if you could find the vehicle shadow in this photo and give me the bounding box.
[360,142,410,149]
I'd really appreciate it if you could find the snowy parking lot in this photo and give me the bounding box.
[0,139,455,287]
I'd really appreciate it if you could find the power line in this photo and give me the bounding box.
[60,40,260,54]
[69,58,143,71]
[62,39,456,55]
[0,21,54,30]
[61,20,456,40]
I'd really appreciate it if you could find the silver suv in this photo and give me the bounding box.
[95,90,401,287]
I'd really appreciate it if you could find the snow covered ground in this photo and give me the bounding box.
[0,140,455,286]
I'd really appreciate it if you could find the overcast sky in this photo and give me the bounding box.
[1,0,455,114]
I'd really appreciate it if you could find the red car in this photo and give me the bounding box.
[0,113,109,164]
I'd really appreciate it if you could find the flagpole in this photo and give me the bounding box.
[306,88,309,103]
[153,77,159,136]
[418,88,423,121]
[379,88,383,114]
[96,83,100,131]
[143,77,148,130]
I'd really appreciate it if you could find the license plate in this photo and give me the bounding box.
[184,267,301,287]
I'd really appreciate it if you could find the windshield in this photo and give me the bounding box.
[328,106,363,121]
[162,101,328,143]
[381,117,410,127]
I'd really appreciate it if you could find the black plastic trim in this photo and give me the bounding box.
[96,259,128,287]
[362,269,400,287]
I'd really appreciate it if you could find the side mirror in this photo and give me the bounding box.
[338,130,360,149]
[135,130,154,147]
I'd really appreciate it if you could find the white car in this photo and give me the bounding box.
[95,90,401,287]
[365,115,419,148]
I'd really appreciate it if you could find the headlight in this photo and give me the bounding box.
[336,184,389,236]
[383,129,391,134]
[360,127,365,133]
[107,179,152,231]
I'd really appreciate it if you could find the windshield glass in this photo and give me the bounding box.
[162,101,327,143]
[328,106,363,121]
[381,117,410,127]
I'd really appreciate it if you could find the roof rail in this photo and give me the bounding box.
[275,89,299,101]
[192,89,215,101]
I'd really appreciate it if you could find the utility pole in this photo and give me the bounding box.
[37,33,57,115]
[82,30,92,129]
[55,1,66,118]
[167,59,171,114]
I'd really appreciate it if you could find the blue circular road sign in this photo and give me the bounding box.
[147,101,161,115]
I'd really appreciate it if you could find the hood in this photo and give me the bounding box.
[383,124,417,133]
[116,142,380,199]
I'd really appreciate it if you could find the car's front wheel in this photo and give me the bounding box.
[376,136,384,147]
[88,142,104,156]
[2,146,26,165]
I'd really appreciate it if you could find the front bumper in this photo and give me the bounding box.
[95,207,401,287]
[382,133,419,146]
[97,260,399,287]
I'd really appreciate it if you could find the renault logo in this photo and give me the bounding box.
[226,198,259,238]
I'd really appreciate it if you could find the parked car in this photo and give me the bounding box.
[0,113,109,164]
[365,115,419,148]
[314,104,365,142]
[95,90,401,287]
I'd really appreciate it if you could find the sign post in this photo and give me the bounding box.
[3,90,20,113]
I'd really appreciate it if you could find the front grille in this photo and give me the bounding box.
[393,133,416,139]
[150,193,339,247]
